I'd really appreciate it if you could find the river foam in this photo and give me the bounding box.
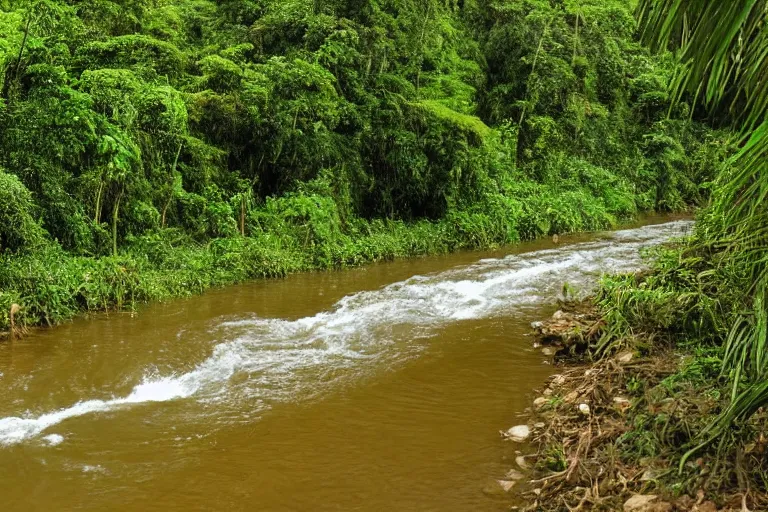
[0,220,692,446]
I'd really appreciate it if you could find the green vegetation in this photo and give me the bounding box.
[579,0,768,501]
[0,0,722,332]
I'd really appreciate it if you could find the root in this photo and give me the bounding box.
[516,354,768,511]
[564,487,593,511]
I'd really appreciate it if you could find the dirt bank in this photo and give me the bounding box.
[497,302,767,512]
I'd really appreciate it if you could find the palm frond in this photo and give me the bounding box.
[637,0,768,460]
[638,0,768,129]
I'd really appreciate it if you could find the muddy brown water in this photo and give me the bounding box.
[0,216,692,511]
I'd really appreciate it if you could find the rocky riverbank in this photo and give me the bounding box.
[495,302,767,512]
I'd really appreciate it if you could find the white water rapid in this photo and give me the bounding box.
[0,220,692,446]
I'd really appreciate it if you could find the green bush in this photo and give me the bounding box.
[0,0,724,332]
[0,170,46,253]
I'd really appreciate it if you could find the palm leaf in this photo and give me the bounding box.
[637,0,768,460]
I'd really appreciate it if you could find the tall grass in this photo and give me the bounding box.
[0,174,639,333]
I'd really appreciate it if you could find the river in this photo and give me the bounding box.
[0,217,691,511]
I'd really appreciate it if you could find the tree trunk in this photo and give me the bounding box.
[240,194,246,236]
[415,3,433,95]
[9,7,33,94]
[112,188,123,257]
[95,180,104,224]
[517,16,554,167]
[161,197,171,228]
[518,17,552,128]
[572,12,580,65]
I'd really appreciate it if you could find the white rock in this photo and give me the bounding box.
[541,347,555,356]
[497,480,516,492]
[505,469,525,481]
[551,374,566,386]
[617,351,634,364]
[578,403,591,415]
[515,455,530,470]
[552,310,565,320]
[533,397,548,409]
[503,425,531,442]
[531,321,544,329]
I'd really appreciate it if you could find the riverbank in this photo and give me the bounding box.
[504,299,768,511]
[0,0,732,340]
[0,200,676,338]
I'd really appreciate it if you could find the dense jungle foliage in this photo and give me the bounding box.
[588,0,768,499]
[0,0,726,330]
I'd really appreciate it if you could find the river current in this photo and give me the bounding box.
[0,217,691,511]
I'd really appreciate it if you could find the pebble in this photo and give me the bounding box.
[578,403,591,415]
[496,480,515,492]
[505,469,524,481]
[624,494,657,511]
[502,425,530,442]
[640,469,659,482]
[533,397,548,409]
